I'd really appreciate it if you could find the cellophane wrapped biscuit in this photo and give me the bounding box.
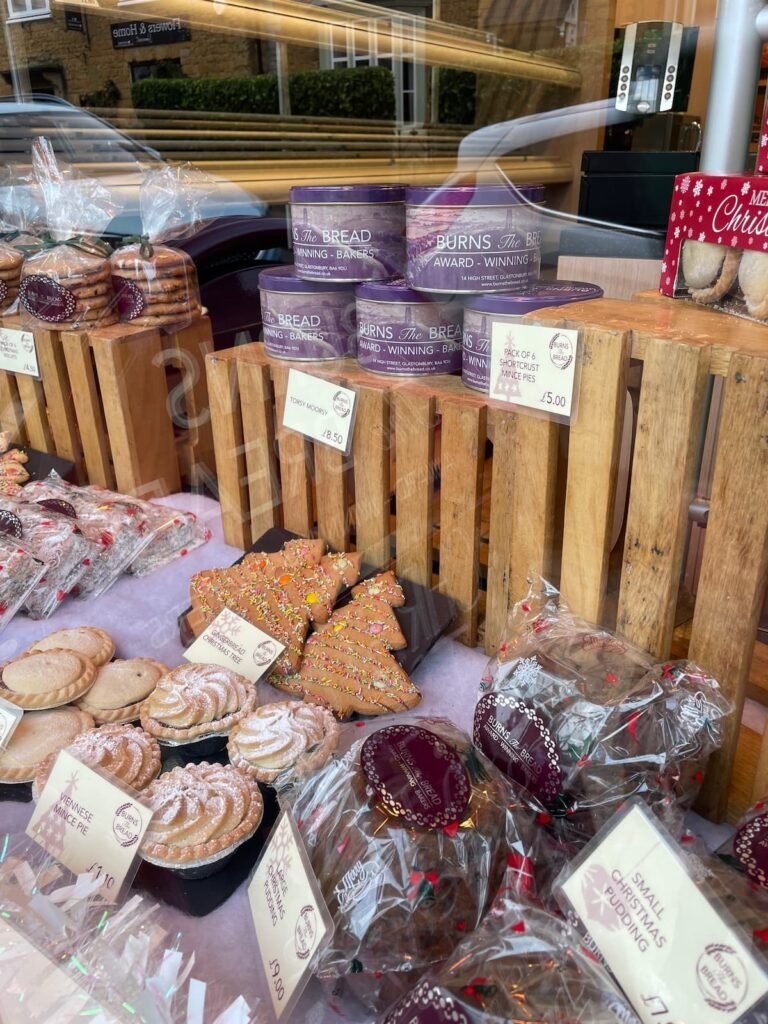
[0,535,46,630]
[287,716,536,1013]
[379,898,640,1024]
[0,172,46,313]
[0,497,97,618]
[476,580,731,897]
[110,165,213,329]
[79,483,211,576]
[21,473,156,599]
[19,137,118,330]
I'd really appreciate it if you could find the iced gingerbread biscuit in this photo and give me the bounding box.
[29,626,115,667]
[20,248,118,328]
[0,245,23,313]
[111,245,201,327]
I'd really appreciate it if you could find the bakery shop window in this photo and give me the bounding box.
[5,0,50,22]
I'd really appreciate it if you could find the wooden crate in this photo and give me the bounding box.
[207,298,768,823]
[0,314,214,498]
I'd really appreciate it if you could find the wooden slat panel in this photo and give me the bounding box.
[616,337,710,656]
[34,329,83,478]
[61,330,115,489]
[353,385,390,568]
[238,360,280,540]
[560,326,629,623]
[91,330,181,499]
[689,353,768,820]
[16,373,52,452]
[395,390,435,587]
[166,316,215,488]
[439,400,486,645]
[485,412,560,655]
[0,373,26,443]
[272,365,313,536]
[207,353,251,550]
[314,442,348,551]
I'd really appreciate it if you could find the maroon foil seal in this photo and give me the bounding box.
[0,509,22,539]
[37,499,78,519]
[0,280,7,305]
[733,813,768,886]
[474,693,562,803]
[360,724,470,830]
[381,981,471,1024]
[19,274,78,323]
[112,275,145,320]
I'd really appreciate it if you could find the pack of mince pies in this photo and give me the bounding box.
[286,716,536,1013]
[0,535,46,632]
[379,898,639,1024]
[110,165,212,328]
[19,137,119,330]
[477,581,731,896]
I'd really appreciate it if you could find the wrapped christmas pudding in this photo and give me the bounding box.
[288,716,536,1012]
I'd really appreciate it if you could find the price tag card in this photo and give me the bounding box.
[0,327,39,379]
[489,323,579,419]
[557,802,768,1024]
[282,369,357,453]
[27,749,153,902]
[248,809,334,1020]
[0,696,22,750]
[184,608,285,683]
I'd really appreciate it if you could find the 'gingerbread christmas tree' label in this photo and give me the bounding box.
[361,724,470,829]
[474,692,562,803]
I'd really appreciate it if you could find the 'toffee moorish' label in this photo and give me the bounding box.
[733,812,768,887]
[19,274,78,323]
[381,980,472,1024]
[112,275,145,320]
[360,724,470,829]
[474,692,562,803]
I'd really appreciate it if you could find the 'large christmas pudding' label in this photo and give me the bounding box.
[361,724,470,830]
[380,980,472,1024]
[474,692,562,803]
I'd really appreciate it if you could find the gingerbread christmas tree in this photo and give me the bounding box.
[287,571,422,718]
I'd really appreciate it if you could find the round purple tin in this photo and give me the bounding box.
[259,265,356,361]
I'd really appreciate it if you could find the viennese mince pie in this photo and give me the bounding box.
[227,701,339,783]
[140,761,264,868]
[0,706,94,783]
[140,664,257,742]
[29,626,115,667]
[34,723,161,796]
[0,649,96,710]
[77,658,169,724]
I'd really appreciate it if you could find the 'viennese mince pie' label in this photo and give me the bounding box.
[474,692,562,803]
[381,980,472,1024]
[360,725,470,829]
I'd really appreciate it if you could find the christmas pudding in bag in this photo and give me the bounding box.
[287,716,536,1012]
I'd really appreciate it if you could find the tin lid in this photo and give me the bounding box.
[406,183,545,207]
[356,278,442,304]
[290,184,406,204]
[464,280,604,315]
[258,265,355,294]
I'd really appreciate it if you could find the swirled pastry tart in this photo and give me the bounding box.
[228,701,339,783]
[140,664,257,742]
[33,723,161,796]
[140,761,263,867]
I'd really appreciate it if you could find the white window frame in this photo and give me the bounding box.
[5,0,50,22]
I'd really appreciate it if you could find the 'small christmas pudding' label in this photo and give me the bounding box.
[474,692,562,803]
[360,724,470,829]
[381,980,472,1024]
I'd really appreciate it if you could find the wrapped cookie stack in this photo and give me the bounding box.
[110,164,213,329]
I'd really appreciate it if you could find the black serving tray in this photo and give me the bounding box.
[178,527,457,675]
[13,445,76,484]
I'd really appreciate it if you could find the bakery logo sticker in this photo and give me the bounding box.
[381,980,471,1024]
[294,905,317,960]
[733,813,768,887]
[474,693,562,803]
[112,801,143,849]
[549,331,574,370]
[334,859,382,912]
[0,695,22,750]
[19,275,78,324]
[0,509,22,539]
[112,275,145,320]
[332,390,352,418]
[37,498,78,519]
[184,607,285,684]
[0,280,6,305]
[696,945,749,1013]
[361,724,471,830]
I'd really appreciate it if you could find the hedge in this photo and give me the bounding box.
[437,68,476,125]
[132,65,395,120]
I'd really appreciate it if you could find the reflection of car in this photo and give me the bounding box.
[0,95,270,235]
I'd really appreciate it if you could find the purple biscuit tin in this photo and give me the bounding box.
[406,183,544,294]
[259,265,356,361]
[356,279,462,377]
[462,280,604,392]
[290,184,406,283]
